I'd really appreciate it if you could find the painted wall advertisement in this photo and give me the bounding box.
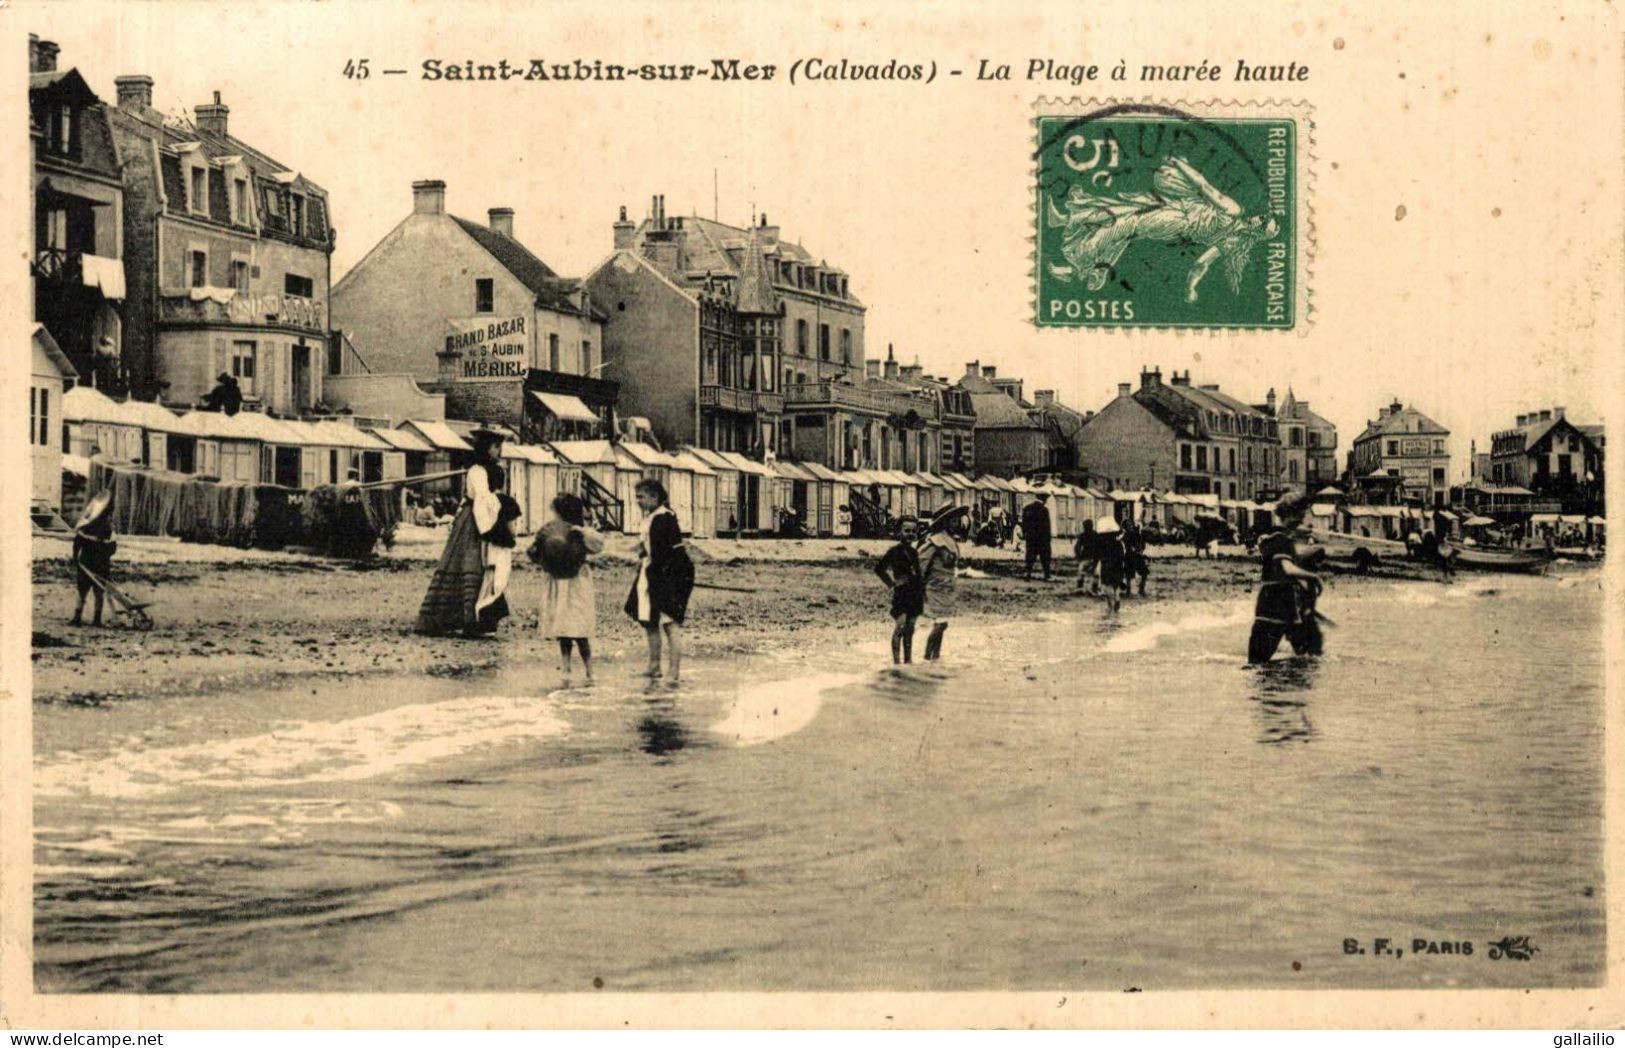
[446,315,528,380]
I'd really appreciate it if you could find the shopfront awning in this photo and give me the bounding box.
[530,391,599,425]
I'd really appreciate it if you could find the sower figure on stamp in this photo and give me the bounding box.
[1247,495,1325,664]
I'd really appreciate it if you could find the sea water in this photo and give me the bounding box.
[33,569,1605,991]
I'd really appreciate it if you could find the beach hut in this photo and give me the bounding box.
[618,441,698,533]
[975,474,1016,520]
[552,439,641,534]
[799,462,848,536]
[306,420,393,485]
[367,426,430,483]
[912,471,948,517]
[667,449,719,539]
[866,469,912,520]
[399,419,472,496]
[939,472,973,512]
[773,460,822,535]
[715,451,777,534]
[684,447,740,535]
[63,386,146,464]
[494,442,563,534]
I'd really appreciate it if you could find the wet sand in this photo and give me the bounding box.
[29,532,1422,706]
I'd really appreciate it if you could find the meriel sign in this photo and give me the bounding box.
[446,315,528,380]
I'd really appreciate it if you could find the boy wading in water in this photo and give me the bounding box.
[1247,495,1325,664]
[874,516,925,664]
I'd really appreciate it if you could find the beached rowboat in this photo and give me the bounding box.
[1440,544,1552,574]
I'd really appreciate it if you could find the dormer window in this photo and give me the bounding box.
[232,178,248,224]
[188,166,207,215]
[46,104,77,158]
[289,194,305,237]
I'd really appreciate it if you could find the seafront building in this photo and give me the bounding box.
[108,79,336,415]
[328,180,615,443]
[1073,368,1281,499]
[587,198,944,473]
[1487,407,1604,516]
[1346,399,1451,507]
[30,36,126,394]
[1269,388,1338,498]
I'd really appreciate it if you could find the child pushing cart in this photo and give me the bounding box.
[69,490,150,631]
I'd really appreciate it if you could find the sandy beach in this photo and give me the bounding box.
[28,529,1427,706]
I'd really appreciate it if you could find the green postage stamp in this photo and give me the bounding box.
[1033,99,1313,330]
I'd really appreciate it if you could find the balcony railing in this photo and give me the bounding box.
[782,380,941,420]
[699,385,785,415]
[32,246,81,282]
[159,289,326,332]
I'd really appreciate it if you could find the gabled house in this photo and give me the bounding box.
[30,36,126,393]
[1489,407,1604,515]
[329,181,613,443]
[109,77,335,412]
[957,362,1048,478]
[1348,399,1451,507]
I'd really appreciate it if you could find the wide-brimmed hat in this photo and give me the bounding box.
[76,490,113,529]
[927,504,968,533]
[1095,515,1121,535]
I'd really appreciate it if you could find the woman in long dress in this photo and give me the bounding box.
[414,429,519,637]
[624,479,694,683]
[535,492,605,680]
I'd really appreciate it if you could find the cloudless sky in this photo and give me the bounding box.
[30,1,1619,477]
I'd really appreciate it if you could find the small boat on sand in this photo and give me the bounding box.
[1441,544,1553,574]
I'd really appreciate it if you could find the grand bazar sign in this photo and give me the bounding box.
[446,314,528,380]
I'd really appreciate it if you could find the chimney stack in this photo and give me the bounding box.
[982,365,997,380]
[1378,406,1391,420]
[865,360,880,379]
[1554,406,1566,419]
[30,36,60,74]
[412,180,446,215]
[1516,414,1527,427]
[488,207,514,238]
[1266,388,1277,412]
[613,205,636,250]
[436,347,463,387]
[1140,367,1163,391]
[1035,390,1055,407]
[884,344,898,380]
[1539,409,1552,422]
[758,213,780,247]
[1118,382,1132,397]
[194,91,229,136]
[965,360,980,377]
[115,74,154,112]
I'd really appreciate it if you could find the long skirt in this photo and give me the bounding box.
[415,506,510,635]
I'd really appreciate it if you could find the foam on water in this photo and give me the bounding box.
[35,696,569,801]
[710,672,862,746]
[1102,602,1252,653]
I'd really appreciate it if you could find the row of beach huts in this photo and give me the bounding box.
[61,386,1260,542]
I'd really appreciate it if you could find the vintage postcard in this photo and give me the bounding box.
[1,0,1621,1031]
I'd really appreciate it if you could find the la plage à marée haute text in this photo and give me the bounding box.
[353,57,1308,84]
